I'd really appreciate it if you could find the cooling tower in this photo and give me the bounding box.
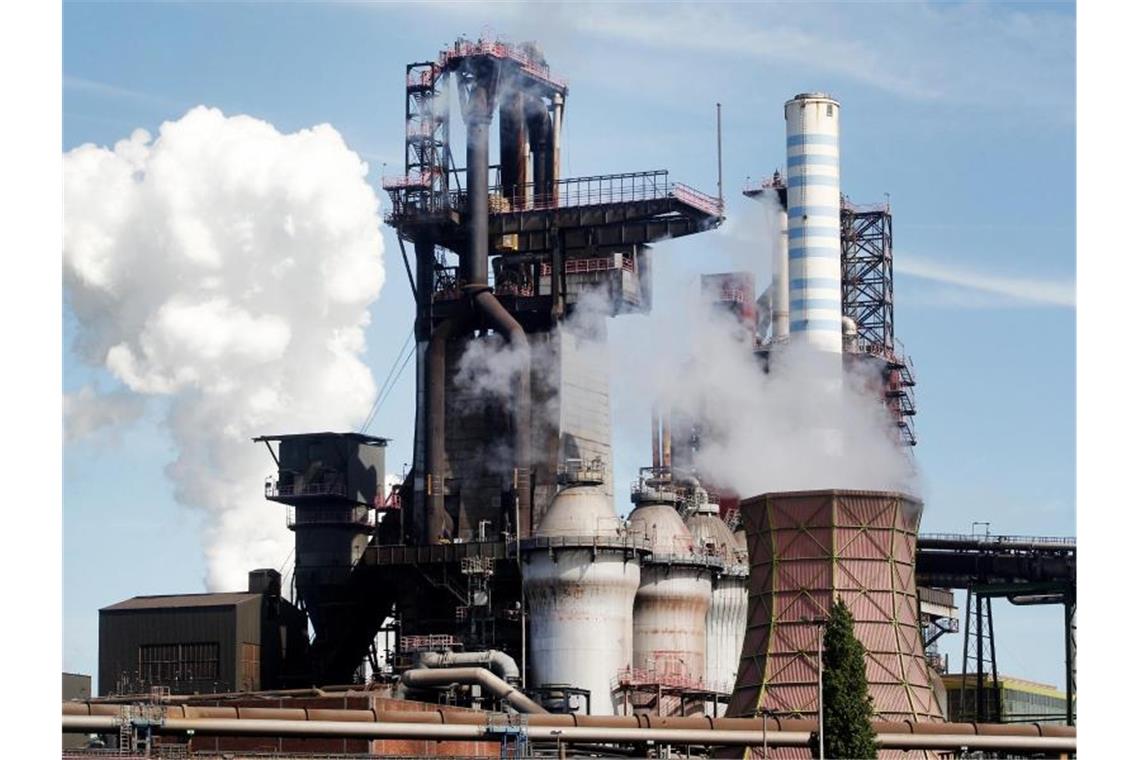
[521,473,644,715]
[785,92,842,354]
[728,490,943,725]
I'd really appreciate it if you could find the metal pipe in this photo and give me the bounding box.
[499,89,526,206]
[472,289,532,537]
[716,102,723,209]
[661,414,672,472]
[60,715,1076,752]
[426,315,466,542]
[552,93,563,199]
[416,650,520,682]
[1065,600,1076,725]
[527,98,552,201]
[464,84,492,286]
[651,405,661,469]
[399,667,545,714]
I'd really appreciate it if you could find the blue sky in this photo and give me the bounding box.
[63,1,1075,691]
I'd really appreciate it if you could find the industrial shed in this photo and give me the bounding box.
[98,569,308,696]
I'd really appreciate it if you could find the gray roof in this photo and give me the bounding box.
[101,592,261,612]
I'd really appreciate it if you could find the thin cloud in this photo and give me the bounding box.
[64,75,182,109]
[388,2,1073,109]
[896,254,1074,308]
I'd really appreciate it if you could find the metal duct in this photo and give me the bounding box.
[463,82,492,286]
[426,314,466,542]
[526,96,553,201]
[61,713,1076,752]
[463,73,534,539]
[472,289,533,537]
[399,667,546,714]
[416,650,521,682]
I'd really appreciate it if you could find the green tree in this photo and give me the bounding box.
[816,597,877,759]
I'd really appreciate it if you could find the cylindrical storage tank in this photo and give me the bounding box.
[685,499,749,705]
[784,92,842,354]
[627,496,714,707]
[522,479,644,715]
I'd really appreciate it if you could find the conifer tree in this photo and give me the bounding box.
[816,597,877,759]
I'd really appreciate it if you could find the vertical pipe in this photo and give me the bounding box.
[528,97,552,205]
[1064,600,1075,725]
[651,405,661,469]
[552,92,564,204]
[472,290,533,537]
[772,204,790,340]
[784,92,842,355]
[661,415,672,473]
[499,90,525,208]
[465,111,491,286]
[426,316,463,543]
[464,72,534,539]
[716,102,723,210]
[413,238,435,542]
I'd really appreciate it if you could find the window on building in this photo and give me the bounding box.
[138,642,220,685]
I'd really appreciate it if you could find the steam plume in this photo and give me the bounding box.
[64,106,385,590]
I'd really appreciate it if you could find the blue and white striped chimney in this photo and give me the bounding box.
[784,92,842,354]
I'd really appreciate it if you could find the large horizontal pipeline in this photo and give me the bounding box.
[60,714,1075,752]
[63,702,1076,737]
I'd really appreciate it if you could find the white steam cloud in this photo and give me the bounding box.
[610,196,916,500]
[64,385,146,443]
[612,295,915,498]
[64,106,385,591]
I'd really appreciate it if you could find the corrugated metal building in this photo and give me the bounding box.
[98,570,308,696]
[942,673,1073,725]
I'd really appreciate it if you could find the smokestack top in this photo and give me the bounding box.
[789,91,839,105]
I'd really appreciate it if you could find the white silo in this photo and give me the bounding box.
[521,463,644,715]
[627,483,714,710]
[785,92,842,354]
[684,492,748,711]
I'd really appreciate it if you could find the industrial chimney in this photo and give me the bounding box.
[784,92,842,355]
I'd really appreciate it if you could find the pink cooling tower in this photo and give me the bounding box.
[727,490,943,725]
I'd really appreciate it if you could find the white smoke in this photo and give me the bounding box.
[64,106,385,590]
[64,385,146,443]
[611,214,917,498]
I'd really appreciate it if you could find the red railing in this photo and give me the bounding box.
[382,173,433,190]
[375,485,402,511]
[387,170,724,221]
[672,182,724,217]
[613,666,713,693]
[439,39,568,90]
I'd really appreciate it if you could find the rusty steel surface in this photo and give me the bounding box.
[728,490,942,727]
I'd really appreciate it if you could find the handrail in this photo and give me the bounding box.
[919,533,1075,546]
[385,169,723,220]
[439,39,568,90]
[265,478,348,499]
